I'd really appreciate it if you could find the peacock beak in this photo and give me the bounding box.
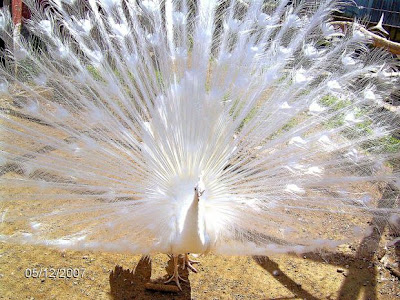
[194,185,205,199]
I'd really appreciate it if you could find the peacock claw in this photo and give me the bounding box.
[165,273,186,291]
[165,254,187,291]
[182,253,200,273]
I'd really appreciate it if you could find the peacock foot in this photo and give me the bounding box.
[165,254,187,291]
[182,253,200,273]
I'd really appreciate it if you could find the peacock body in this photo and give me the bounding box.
[0,0,399,288]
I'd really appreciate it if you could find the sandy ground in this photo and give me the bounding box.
[0,233,399,300]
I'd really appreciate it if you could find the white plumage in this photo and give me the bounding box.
[0,0,399,289]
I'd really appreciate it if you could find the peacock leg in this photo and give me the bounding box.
[165,254,187,290]
[182,253,200,273]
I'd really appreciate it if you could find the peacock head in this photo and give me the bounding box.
[194,175,205,199]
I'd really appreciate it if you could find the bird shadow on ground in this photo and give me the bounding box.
[109,255,191,299]
[254,183,399,300]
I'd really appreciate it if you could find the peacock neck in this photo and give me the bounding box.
[172,181,205,254]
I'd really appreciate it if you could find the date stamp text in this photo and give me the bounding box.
[24,267,85,279]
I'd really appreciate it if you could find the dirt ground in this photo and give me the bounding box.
[0,233,399,300]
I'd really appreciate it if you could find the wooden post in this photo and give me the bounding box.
[12,0,23,74]
[12,0,23,26]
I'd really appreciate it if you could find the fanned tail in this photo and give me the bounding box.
[0,0,399,254]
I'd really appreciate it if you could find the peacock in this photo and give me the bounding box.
[0,0,399,290]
